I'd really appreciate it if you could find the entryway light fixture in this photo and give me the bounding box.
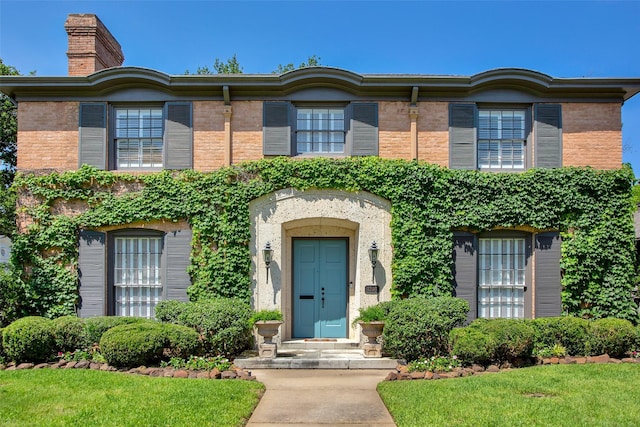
[263,241,273,283]
[369,241,379,283]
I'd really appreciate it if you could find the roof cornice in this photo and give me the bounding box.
[2,66,639,102]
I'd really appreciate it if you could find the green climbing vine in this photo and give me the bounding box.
[10,157,638,322]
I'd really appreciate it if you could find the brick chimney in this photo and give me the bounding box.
[64,14,124,76]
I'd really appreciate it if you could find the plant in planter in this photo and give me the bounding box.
[353,305,386,358]
[249,309,283,358]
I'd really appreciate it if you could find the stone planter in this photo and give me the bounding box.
[255,320,283,358]
[357,320,385,358]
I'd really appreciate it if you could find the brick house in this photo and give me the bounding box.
[2,14,640,340]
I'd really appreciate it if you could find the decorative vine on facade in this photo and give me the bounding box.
[10,157,638,322]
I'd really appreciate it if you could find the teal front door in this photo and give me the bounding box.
[293,239,348,338]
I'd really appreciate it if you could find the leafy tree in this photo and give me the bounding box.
[0,58,19,237]
[273,55,322,74]
[186,54,244,75]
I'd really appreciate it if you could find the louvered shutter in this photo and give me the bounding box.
[164,227,192,301]
[449,104,477,170]
[78,230,106,317]
[534,104,562,168]
[534,232,562,317]
[350,103,378,156]
[165,102,193,169]
[263,102,291,156]
[452,232,478,322]
[79,103,107,169]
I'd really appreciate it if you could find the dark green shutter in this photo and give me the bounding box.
[534,104,562,168]
[535,232,562,317]
[263,102,291,156]
[449,104,477,170]
[79,103,107,169]
[165,102,193,169]
[350,103,378,156]
[78,230,106,317]
[164,227,192,301]
[453,232,477,322]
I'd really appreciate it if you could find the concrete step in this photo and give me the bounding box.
[234,347,399,370]
[279,339,361,350]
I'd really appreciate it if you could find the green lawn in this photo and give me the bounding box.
[378,364,640,427]
[0,369,264,427]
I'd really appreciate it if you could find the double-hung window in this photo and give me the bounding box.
[113,235,163,318]
[115,107,164,168]
[478,109,526,170]
[478,237,526,319]
[296,108,346,154]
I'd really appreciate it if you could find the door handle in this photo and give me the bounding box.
[322,297,325,308]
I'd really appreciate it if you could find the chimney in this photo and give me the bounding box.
[64,14,124,76]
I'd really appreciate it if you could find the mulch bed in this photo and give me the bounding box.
[0,360,256,380]
[385,354,640,381]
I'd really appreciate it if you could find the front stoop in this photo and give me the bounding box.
[235,340,399,369]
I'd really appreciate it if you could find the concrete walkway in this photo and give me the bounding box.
[246,369,396,426]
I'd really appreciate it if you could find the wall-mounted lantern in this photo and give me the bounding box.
[263,241,273,283]
[369,240,379,282]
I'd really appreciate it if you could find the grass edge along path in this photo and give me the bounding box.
[0,369,264,427]
[378,363,640,427]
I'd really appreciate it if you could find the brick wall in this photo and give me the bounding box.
[418,102,449,166]
[231,101,263,163]
[17,102,79,171]
[561,103,622,169]
[193,101,226,171]
[379,102,411,159]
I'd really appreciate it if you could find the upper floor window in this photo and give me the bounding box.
[296,108,345,154]
[449,103,561,170]
[478,109,526,170]
[263,102,378,157]
[78,102,193,171]
[115,108,164,168]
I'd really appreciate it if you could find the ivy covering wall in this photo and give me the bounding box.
[11,157,638,322]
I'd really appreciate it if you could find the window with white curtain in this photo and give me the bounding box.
[296,108,345,154]
[478,109,526,170]
[478,237,526,318]
[115,107,164,168]
[114,236,162,318]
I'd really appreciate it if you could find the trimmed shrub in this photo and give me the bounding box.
[469,318,535,362]
[449,327,496,366]
[382,296,469,361]
[84,316,145,345]
[0,328,5,359]
[155,300,188,324]
[52,316,89,353]
[588,318,636,357]
[100,321,166,368]
[156,299,253,357]
[2,316,55,363]
[163,323,201,359]
[531,317,590,356]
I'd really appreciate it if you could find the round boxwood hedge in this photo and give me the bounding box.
[84,316,146,346]
[163,323,202,359]
[99,321,167,368]
[2,316,55,363]
[588,318,636,357]
[0,327,5,359]
[155,298,253,357]
[531,317,590,356]
[382,296,469,361]
[468,318,536,363]
[52,315,89,353]
[449,327,496,366]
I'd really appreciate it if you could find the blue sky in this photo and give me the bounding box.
[1,0,639,173]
